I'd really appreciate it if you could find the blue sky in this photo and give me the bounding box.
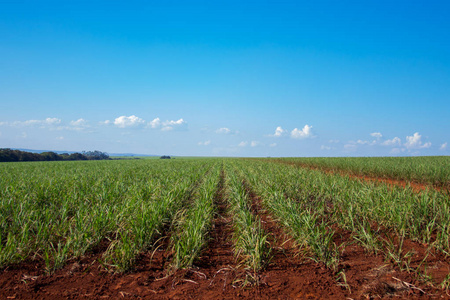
[0,0,449,156]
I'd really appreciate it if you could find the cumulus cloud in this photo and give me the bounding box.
[321,145,332,150]
[370,132,383,139]
[148,118,161,129]
[344,132,434,154]
[329,139,340,144]
[113,115,145,128]
[104,116,186,131]
[46,118,61,125]
[440,142,448,150]
[68,118,91,131]
[269,143,277,147]
[251,141,262,147]
[381,137,401,146]
[216,127,231,134]
[348,132,403,149]
[238,141,248,147]
[198,140,211,146]
[291,125,314,139]
[269,125,314,139]
[271,126,287,137]
[163,119,185,126]
[161,118,186,131]
[215,127,239,135]
[404,132,431,149]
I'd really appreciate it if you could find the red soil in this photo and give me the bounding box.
[243,181,449,299]
[1,172,449,299]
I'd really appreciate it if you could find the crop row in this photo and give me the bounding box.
[0,159,273,274]
[233,159,450,287]
[0,159,215,272]
[239,159,450,252]
[269,156,450,188]
[1,157,449,294]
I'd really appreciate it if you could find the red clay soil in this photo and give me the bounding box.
[259,159,447,193]
[242,180,348,298]
[333,226,450,299]
[1,173,449,299]
[243,181,450,299]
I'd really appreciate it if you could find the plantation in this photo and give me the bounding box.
[1,157,449,299]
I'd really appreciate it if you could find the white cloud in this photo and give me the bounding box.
[370,132,383,139]
[40,118,61,125]
[404,132,431,149]
[271,126,287,137]
[47,118,61,125]
[198,140,211,146]
[351,133,384,146]
[70,118,87,126]
[2,117,92,131]
[68,118,90,131]
[349,133,402,148]
[238,141,248,147]
[216,127,231,134]
[356,139,370,145]
[329,139,340,144]
[251,141,262,147]
[320,145,332,150]
[4,117,62,127]
[56,136,64,140]
[148,118,161,129]
[269,143,277,147]
[440,142,448,150]
[161,118,186,131]
[105,116,186,131]
[164,118,185,126]
[291,125,314,139]
[215,127,239,135]
[26,118,60,126]
[381,137,401,146]
[114,115,145,128]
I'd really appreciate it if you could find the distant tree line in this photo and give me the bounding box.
[0,149,110,162]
